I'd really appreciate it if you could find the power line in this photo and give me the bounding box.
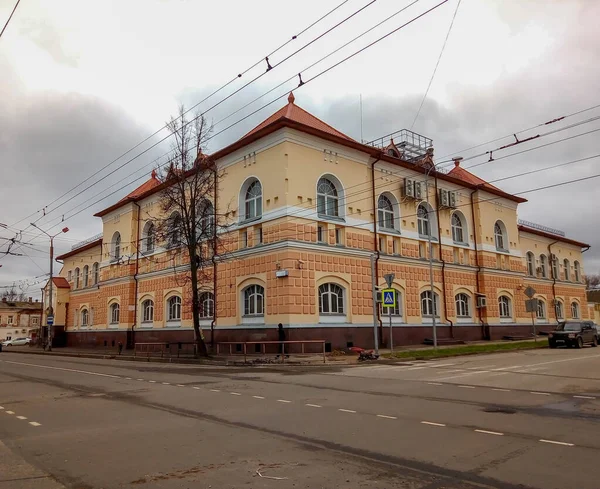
[0,0,21,39]
[410,0,461,130]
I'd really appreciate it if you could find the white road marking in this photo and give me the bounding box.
[457,385,476,389]
[377,414,397,419]
[210,389,220,392]
[338,408,356,413]
[475,429,504,436]
[125,377,132,380]
[427,382,443,386]
[540,439,574,447]
[530,392,551,396]
[193,387,201,390]
[428,363,458,368]
[176,384,185,387]
[6,411,14,415]
[433,369,464,374]
[305,403,322,408]
[230,392,242,396]
[406,366,428,371]
[510,354,600,371]
[0,406,4,410]
[29,422,41,427]
[3,360,120,378]
[437,371,488,381]
[162,382,171,385]
[277,399,292,403]
[492,365,523,371]
[465,365,496,370]
[492,388,511,392]
[16,416,27,420]
[148,380,157,383]
[137,379,144,381]
[421,421,446,427]
[573,395,596,400]
[253,395,265,399]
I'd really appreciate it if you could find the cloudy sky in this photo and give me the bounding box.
[1,0,599,298]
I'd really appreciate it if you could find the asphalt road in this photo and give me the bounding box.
[1,346,599,489]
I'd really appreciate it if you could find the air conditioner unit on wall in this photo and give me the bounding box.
[449,191,457,208]
[476,295,487,308]
[414,181,423,199]
[439,189,449,207]
[404,178,415,198]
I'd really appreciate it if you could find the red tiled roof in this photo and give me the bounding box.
[52,277,70,289]
[243,92,354,141]
[95,170,162,217]
[447,162,503,192]
[517,225,590,248]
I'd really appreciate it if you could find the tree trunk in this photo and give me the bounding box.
[189,250,208,357]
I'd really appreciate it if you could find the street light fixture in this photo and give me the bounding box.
[30,223,69,351]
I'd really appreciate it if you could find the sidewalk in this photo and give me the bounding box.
[0,441,66,489]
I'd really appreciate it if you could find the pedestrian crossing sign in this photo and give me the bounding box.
[382,288,396,308]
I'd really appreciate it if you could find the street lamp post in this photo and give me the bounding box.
[31,223,69,351]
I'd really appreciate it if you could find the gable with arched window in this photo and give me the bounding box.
[563,259,570,281]
[377,193,398,231]
[417,203,437,239]
[498,295,512,320]
[451,211,467,244]
[142,221,155,253]
[112,232,121,261]
[240,178,262,222]
[317,175,344,219]
[199,291,214,319]
[494,220,507,251]
[526,252,535,276]
[574,261,581,282]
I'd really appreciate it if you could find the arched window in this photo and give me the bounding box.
[494,221,507,251]
[168,212,182,248]
[536,299,546,319]
[377,194,395,230]
[498,295,511,318]
[571,301,580,319]
[551,255,559,280]
[244,180,262,220]
[199,292,214,319]
[539,254,548,278]
[451,212,466,244]
[81,308,89,327]
[563,259,570,281]
[574,261,581,282]
[110,303,120,324]
[319,283,345,315]
[420,290,439,317]
[379,289,403,317]
[526,252,535,276]
[243,285,264,316]
[92,262,99,285]
[387,148,399,157]
[555,300,564,320]
[167,296,182,321]
[317,177,340,218]
[142,299,154,323]
[112,232,121,260]
[455,293,471,317]
[83,265,89,287]
[143,221,155,253]
[74,268,80,289]
[417,204,431,237]
[197,200,215,239]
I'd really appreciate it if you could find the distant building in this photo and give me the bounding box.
[586,289,600,324]
[0,297,42,341]
[46,93,590,349]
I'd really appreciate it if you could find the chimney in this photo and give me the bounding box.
[28,297,32,303]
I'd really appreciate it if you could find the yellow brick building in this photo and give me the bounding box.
[45,93,590,349]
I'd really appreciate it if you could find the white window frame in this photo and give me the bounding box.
[536,299,547,323]
[199,292,214,319]
[563,259,570,281]
[455,293,471,321]
[379,289,404,324]
[112,232,121,261]
[319,283,346,323]
[377,194,396,231]
[143,221,155,253]
[498,295,512,322]
[74,267,80,289]
[92,262,99,285]
[81,308,89,328]
[451,212,466,244]
[244,180,263,221]
[420,290,440,319]
[83,265,89,287]
[571,301,580,319]
[417,204,431,237]
[109,303,120,325]
[574,261,581,282]
[555,300,564,320]
[494,220,507,252]
[167,296,182,324]
[539,254,548,278]
[142,299,154,324]
[526,252,535,276]
[242,285,265,324]
[168,212,182,248]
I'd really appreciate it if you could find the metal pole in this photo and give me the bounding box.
[370,254,379,355]
[389,308,393,354]
[425,171,438,349]
[48,237,54,351]
[531,309,537,342]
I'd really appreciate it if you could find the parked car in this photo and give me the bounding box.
[548,322,598,349]
[1,337,32,347]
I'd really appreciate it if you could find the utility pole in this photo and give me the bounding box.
[370,254,379,356]
[31,223,69,351]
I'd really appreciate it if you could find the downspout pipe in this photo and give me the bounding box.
[133,202,141,349]
[211,164,218,349]
[548,240,559,324]
[370,157,383,345]
[470,186,486,338]
[433,173,453,338]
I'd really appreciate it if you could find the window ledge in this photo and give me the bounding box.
[108,324,120,329]
[421,317,441,324]
[165,321,182,328]
[536,319,548,324]
[319,315,346,324]
[378,227,401,236]
[456,317,473,324]
[139,322,154,329]
[242,315,264,325]
[239,216,262,226]
[418,235,438,242]
[317,214,345,223]
[500,317,513,323]
[453,241,469,247]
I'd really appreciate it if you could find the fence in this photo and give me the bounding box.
[133,341,196,359]
[215,340,326,363]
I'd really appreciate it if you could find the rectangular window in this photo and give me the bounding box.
[7,316,13,325]
[392,239,398,255]
[241,230,248,248]
[419,242,426,259]
[379,237,385,253]
[335,228,343,246]
[317,225,324,243]
[32,317,39,325]
[67,270,72,281]
[255,227,263,245]
[453,248,460,264]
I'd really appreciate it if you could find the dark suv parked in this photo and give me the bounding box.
[548,321,598,349]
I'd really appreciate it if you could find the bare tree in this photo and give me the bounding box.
[585,273,600,289]
[153,106,228,357]
[1,285,27,302]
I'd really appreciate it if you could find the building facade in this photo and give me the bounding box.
[0,297,42,342]
[46,93,591,349]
